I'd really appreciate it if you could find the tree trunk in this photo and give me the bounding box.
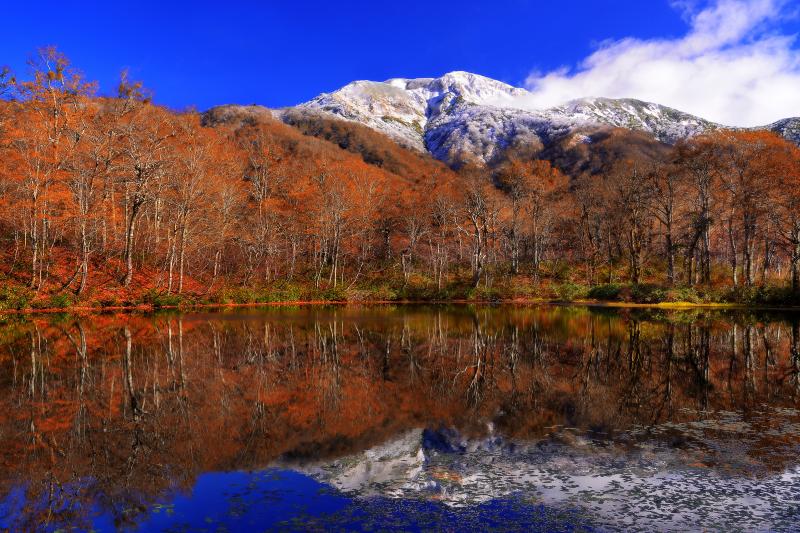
[761,237,772,284]
[122,203,142,288]
[700,188,712,284]
[123,326,139,417]
[743,221,755,287]
[532,216,540,282]
[178,222,188,294]
[628,224,641,285]
[665,223,674,286]
[728,218,738,287]
[29,212,38,289]
[791,226,800,295]
[167,230,176,294]
[76,220,89,295]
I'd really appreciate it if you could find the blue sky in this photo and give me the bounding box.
[0,1,687,107]
[2,1,798,124]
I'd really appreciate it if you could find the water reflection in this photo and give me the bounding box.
[0,305,798,531]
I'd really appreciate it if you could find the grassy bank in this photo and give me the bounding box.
[1,277,799,314]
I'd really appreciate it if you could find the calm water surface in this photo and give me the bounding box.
[0,304,799,532]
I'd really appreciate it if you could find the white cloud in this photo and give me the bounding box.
[520,0,800,126]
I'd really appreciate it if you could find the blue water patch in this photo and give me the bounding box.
[132,469,595,532]
[1,469,595,532]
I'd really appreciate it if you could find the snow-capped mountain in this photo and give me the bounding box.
[267,71,797,165]
[290,72,530,154]
[280,422,800,531]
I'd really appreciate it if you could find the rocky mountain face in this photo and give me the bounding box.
[282,424,798,531]
[206,71,798,168]
[768,117,800,144]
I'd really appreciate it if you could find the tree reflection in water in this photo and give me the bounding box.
[0,305,798,530]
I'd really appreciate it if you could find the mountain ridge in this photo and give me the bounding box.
[206,71,799,167]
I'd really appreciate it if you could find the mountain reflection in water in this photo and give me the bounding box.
[0,305,798,531]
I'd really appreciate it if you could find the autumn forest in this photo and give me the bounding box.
[2,48,800,310]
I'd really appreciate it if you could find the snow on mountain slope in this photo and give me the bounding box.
[291,72,530,155]
[546,97,720,142]
[297,79,431,151]
[280,422,800,531]
[257,71,798,166]
[768,117,800,144]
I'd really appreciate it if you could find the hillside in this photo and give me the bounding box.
[204,104,456,185]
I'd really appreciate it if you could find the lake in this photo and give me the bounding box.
[0,304,798,532]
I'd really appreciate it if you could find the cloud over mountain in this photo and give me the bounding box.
[521,0,800,126]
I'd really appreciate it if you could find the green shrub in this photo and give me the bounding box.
[554,281,588,301]
[723,286,763,305]
[587,283,684,303]
[220,287,258,304]
[320,286,348,302]
[0,286,34,310]
[588,283,622,301]
[466,285,503,302]
[664,286,702,303]
[761,285,797,305]
[97,295,121,308]
[258,282,304,303]
[551,262,574,282]
[254,291,279,303]
[140,289,184,308]
[630,283,667,303]
[396,282,450,301]
[366,284,399,301]
[724,284,798,305]
[49,293,74,309]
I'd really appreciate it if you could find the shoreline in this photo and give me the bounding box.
[3,298,800,316]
